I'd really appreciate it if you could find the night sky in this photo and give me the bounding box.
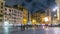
[5,0,56,12]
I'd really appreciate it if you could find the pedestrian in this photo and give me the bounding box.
[21,24,25,31]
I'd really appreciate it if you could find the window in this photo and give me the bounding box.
[13,13,16,16]
[20,12,22,14]
[19,18,21,20]
[5,16,6,18]
[1,6,3,9]
[0,15,3,17]
[1,3,3,9]
[19,8,23,11]
[4,12,7,15]
[20,15,22,17]
[12,10,13,11]
[12,17,14,19]
[1,10,3,13]
[5,8,7,11]
[1,3,3,6]
[14,20,16,23]
[9,9,11,12]
[9,14,11,16]
[5,20,7,21]
[14,10,17,13]
[14,17,16,20]
[0,19,2,22]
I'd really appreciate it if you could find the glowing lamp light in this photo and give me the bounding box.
[4,21,9,26]
[32,19,36,24]
[32,20,36,23]
[54,15,56,17]
[44,17,49,22]
[23,19,27,21]
[53,7,58,11]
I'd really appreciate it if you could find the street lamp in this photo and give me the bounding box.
[4,21,9,26]
[3,21,9,33]
[54,14,56,17]
[53,6,58,11]
[32,19,36,24]
[23,19,27,24]
[44,17,49,22]
[52,6,58,24]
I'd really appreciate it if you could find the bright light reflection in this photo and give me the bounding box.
[4,21,9,26]
[4,27,9,32]
[32,27,35,30]
[44,17,49,22]
[42,26,45,28]
[45,27,49,31]
[54,23,58,25]
[53,7,58,11]
[54,15,56,17]
[3,26,9,34]
[3,21,9,34]
[42,24,45,26]
[32,20,36,23]
[28,21,32,25]
[54,28,60,34]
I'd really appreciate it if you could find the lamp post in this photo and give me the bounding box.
[53,6,58,11]
[52,6,58,24]
[27,8,33,25]
[46,6,58,25]
[27,11,32,25]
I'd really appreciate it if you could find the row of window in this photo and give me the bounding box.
[5,8,22,14]
[4,19,22,23]
[4,11,22,15]
[4,16,22,20]
[0,6,3,9]
[0,2,3,9]
[0,10,3,13]
[4,12,23,17]
[0,2,4,15]
[4,12,22,16]
[0,14,3,17]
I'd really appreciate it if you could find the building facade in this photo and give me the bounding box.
[0,0,5,24]
[17,6,28,25]
[45,8,52,24]
[45,8,58,24]
[55,0,60,24]
[23,8,28,24]
[31,11,46,24]
[4,7,23,24]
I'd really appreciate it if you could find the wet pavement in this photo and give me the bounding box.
[0,26,60,34]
